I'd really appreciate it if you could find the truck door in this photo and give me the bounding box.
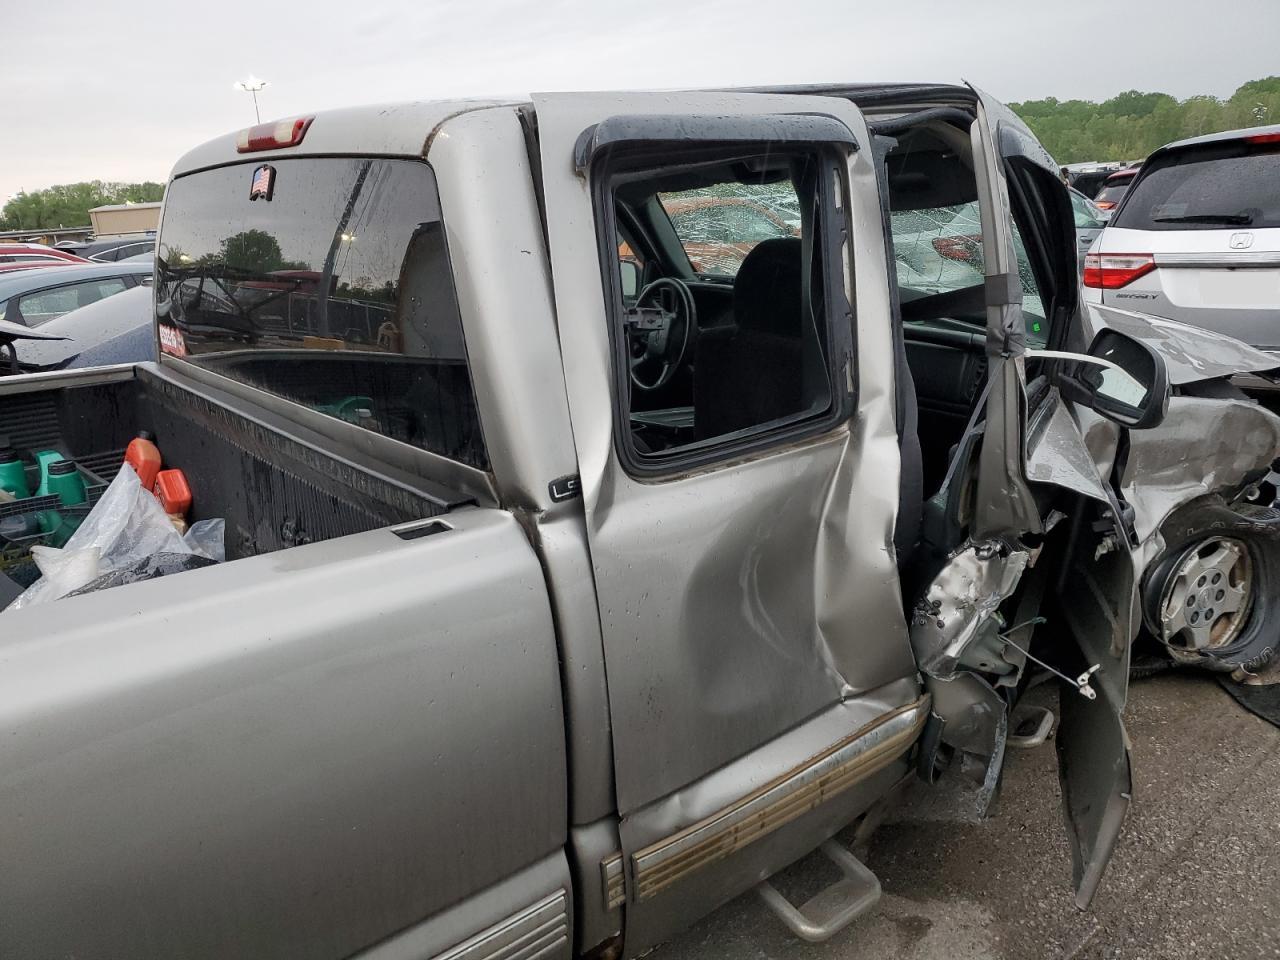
[533,92,926,951]
[973,88,1135,908]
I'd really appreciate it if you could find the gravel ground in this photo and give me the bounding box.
[651,673,1280,960]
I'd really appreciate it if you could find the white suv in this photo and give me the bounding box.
[1083,125,1280,348]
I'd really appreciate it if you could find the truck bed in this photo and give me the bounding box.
[1,363,473,590]
[0,361,570,959]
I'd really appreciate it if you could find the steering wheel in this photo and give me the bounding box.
[624,277,695,391]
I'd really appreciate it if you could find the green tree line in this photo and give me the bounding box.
[0,181,164,231]
[1011,77,1280,165]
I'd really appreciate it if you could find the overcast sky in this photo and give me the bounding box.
[4,0,1277,203]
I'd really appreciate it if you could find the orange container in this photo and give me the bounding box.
[154,469,192,517]
[124,431,162,491]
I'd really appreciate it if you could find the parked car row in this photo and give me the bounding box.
[55,232,157,262]
[0,242,91,273]
[1064,159,1141,205]
[1092,164,1142,212]
[0,260,154,373]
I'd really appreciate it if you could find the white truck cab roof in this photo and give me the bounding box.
[171,98,520,176]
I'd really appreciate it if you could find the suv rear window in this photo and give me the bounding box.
[1114,140,1280,230]
[156,157,486,469]
[1095,182,1131,205]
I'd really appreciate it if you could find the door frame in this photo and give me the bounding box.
[973,86,1136,907]
[532,90,923,952]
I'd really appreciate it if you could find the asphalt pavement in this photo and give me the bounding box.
[652,673,1280,960]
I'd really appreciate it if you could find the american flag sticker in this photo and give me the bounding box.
[249,163,275,201]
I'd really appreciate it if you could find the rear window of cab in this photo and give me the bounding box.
[156,157,487,469]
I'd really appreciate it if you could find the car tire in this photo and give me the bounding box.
[1141,497,1280,672]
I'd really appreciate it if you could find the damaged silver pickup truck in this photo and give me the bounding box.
[3,84,1280,960]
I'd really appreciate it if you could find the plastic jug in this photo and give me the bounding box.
[46,459,87,508]
[37,458,87,546]
[125,431,162,491]
[0,446,29,499]
[154,469,192,517]
[33,450,66,496]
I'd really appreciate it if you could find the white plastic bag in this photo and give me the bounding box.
[10,466,210,609]
[26,544,101,600]
[184,518,226,563]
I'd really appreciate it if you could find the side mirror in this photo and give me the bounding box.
[619,258,641,299]
[1042,329,1170,429]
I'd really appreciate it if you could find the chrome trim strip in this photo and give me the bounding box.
[1155,252,1280,269]
[631,697,929,902]
[431,890,568,960]
[601,853,625,911]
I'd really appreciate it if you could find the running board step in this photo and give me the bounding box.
[1007,705,1055,749]
[755,840,881,943]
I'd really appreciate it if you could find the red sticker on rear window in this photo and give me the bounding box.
[158,324,188,357]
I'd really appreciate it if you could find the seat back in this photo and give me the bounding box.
[694,238,805,440]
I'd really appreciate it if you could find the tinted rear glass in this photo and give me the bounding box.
[156,157,486,469]
[1114,142,1280,230]
[1070,172,1110,198]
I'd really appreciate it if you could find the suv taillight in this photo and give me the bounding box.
[1083,252,1156,289]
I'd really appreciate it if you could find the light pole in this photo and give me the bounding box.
[234,76,268,123]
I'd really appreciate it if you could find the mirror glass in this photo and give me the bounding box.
[1089,364,1149,408]
[1085,329,1158,421]
[619,258,640,299]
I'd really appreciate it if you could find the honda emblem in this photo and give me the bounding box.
[1229,232,1255,250]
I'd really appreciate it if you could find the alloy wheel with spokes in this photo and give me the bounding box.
[1158,537,1254,652]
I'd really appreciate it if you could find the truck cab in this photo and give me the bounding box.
[3,85,1280,960]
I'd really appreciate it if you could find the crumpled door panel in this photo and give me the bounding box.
[1057,676,1131,909]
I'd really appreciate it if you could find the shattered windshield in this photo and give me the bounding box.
[889,199,1048,345]
[155,157,486,467]
[659,182,801,277]
[890,201,985,295]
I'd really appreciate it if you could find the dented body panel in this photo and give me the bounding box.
[1086,302,1280,386]
[3,79,1280,960]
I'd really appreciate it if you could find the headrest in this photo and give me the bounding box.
[733,238,803,337]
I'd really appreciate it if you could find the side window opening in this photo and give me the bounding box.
[884,126,1049,346]
[598,145,850,475]
[18,278,130,326]
[883,120,1065,500]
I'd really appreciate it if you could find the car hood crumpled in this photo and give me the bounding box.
[1084,302,1280,385]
